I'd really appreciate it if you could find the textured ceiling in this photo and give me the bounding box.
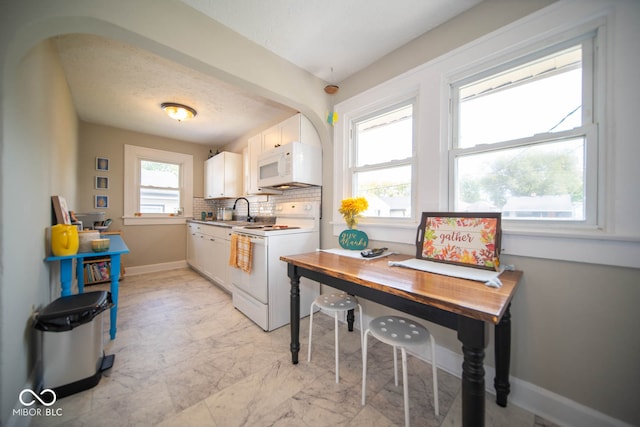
[54,34,297,145]
[54,0,481,145]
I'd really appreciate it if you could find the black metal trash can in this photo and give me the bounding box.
[34,291,115,398]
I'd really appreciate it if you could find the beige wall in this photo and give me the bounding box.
[0,39,79,419]
[504,256,638,419]
[78,122,211,267]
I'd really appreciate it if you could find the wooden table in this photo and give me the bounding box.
[281,252,522,427]
[45,234,129,340]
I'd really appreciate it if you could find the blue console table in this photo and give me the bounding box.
[45,234,129,339]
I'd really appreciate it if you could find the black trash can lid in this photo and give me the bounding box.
[35,291,112,332]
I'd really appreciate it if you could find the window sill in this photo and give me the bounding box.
[123,216,189,226]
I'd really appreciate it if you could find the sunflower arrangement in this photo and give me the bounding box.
[339,197,369,229]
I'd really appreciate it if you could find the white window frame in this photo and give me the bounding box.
[334,87,422,243]
[448,32,601,231]
[123,145,193,225]
[333,3,640,268]
[350,98,417,221]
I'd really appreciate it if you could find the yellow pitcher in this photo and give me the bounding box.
[51,224,79,256]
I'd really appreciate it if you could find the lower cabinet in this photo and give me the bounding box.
[186,222,232,293]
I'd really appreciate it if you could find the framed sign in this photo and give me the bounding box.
[416,212,501,271]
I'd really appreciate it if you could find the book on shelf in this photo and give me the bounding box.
[85,260,111,283]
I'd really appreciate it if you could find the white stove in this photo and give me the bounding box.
[230,202,320,331]
[231,202,319,237]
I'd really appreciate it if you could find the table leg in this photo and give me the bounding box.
[108,255,120,340]
[288,264,300,364]
[494,303,512,407]
[458,316,488,427]
[347,308,355,331]
[60,259,73,297]
[75,258,85,294]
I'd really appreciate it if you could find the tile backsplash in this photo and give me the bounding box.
[192,187,322,220]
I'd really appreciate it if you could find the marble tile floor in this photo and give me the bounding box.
[33,268,558,427]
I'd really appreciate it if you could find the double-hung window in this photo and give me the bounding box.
[124,145,193,224]
[450,32,599,228]
[349,99,416,220]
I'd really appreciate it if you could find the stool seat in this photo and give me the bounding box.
[363,315,439,426]
[369,316,429,347]
[314,293,359,312]
[308,293,363,383]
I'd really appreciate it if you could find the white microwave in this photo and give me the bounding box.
[257,141,322,189]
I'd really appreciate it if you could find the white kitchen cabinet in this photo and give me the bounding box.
[244,133,282,195]
[186,222,233,293]
[204,225,232,292]
[204,151,242,199]
[186,222,201,269]
[187,231,208,275]
[261,113,320,152]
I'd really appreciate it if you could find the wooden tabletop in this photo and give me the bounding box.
[281,252,522,324]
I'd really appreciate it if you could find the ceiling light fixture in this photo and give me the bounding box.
[324,84,339,95]
[324,66,339,95]
[161,102,197,121]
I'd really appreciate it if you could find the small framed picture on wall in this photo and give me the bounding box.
[96,157,110,171]
[95,195,109,209]
[95,176,109,190]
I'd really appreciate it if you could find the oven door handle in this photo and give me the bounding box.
[232,233,266,245]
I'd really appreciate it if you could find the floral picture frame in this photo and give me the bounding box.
[416,212,501,271]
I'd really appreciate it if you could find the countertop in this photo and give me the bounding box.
[188,219,246,228]
[187,218,275,228]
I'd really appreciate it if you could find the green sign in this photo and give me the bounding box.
[339,229,368,250]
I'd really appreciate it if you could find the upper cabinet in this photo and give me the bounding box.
[261,113,321,152]
[205,151,242,199]
[245,134,281,195]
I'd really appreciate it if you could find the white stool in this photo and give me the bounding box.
[308,293,363,383]
[362,316,439,426]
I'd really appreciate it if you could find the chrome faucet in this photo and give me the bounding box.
[232,197,254,222]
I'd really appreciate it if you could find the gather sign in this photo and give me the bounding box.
[416,213,501,271]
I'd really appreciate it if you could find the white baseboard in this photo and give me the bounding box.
[432,345,633,427]
[124,260,188,276]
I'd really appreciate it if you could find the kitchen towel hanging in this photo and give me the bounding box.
[229,234,253,274]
